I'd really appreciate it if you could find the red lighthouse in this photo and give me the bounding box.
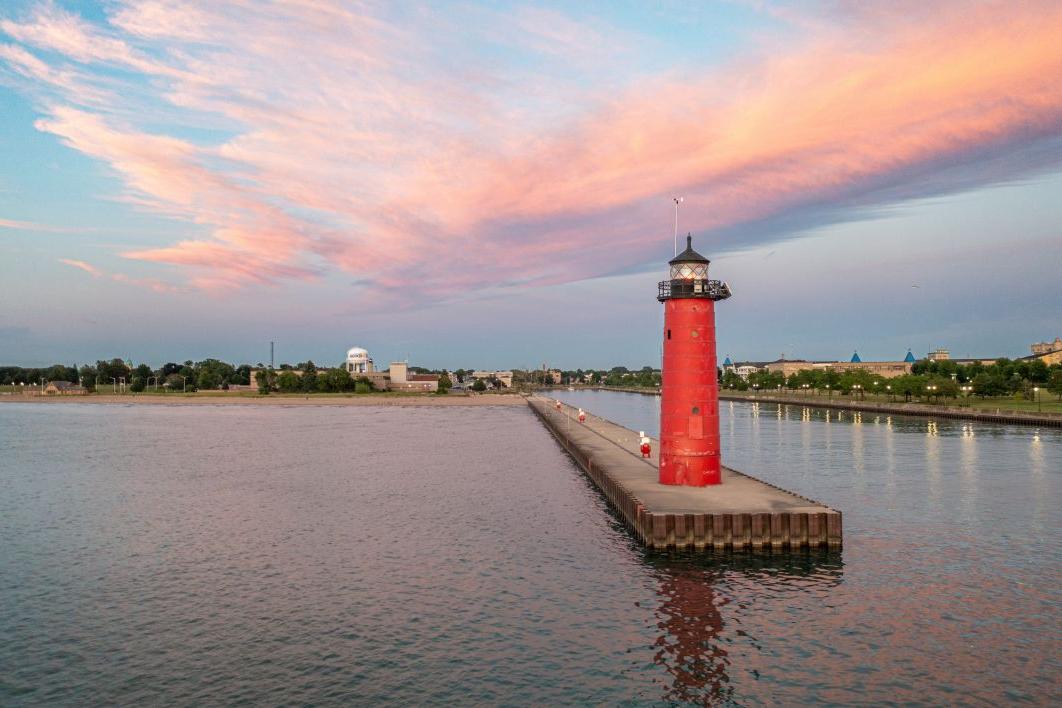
[658,234,731,486]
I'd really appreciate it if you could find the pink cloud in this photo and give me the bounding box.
[34,106,319,288]
[4,1,1062,301]
[58,258,103,276]
[60,256,185,294]
[0,1,183,77]
[2,218,89,233]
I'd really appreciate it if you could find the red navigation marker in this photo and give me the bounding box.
[657,234,731,486]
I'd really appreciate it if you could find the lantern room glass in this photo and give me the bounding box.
[670,262,708,280]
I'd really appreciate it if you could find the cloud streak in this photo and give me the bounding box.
[58,258,102,276]
[59,256,185,293]
[4,0,1062,299]
[1,217,90,233]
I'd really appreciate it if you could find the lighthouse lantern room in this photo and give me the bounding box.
[657,234,731,486]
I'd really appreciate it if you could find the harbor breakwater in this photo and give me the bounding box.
[527,395,841,551]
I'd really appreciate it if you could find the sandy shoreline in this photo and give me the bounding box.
[0,393,527,407]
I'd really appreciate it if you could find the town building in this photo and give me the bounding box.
[1028,337,1062,365]
[45,380,87,395]
[734,340,1060,379]
[387,361,440,392]
[723,356,765,380]
[763,359,820,378]
[250,345,439,392]
[338,347,439,391]
[1030,337,1062,356]
[763,353,915,379]
[470,370,513,388]
[733,365,761,380]
[824,360,912,378]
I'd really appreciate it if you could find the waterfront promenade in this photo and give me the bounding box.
[528,395,841,550]
[580,386,1062,428]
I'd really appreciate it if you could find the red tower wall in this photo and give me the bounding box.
[659,298,721,486]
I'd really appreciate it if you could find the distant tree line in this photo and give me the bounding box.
[9,356,1059,401]
[1,364,79,386]
[3,357,460,396]
[721,358,1062,401]
[1,358,253,392]
[514,366,662,388]
[256,361,378,395]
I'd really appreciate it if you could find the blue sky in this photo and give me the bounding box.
[1,1,1060,369]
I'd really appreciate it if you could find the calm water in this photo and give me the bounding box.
[1,398,1059,705]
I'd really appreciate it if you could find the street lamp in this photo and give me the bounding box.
[1033,386,1041,413]
[927,384,937,403]
[826,384,831,399]
[886,384,893,402]
[853,384,863,401]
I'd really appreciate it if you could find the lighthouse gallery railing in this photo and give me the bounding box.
[657,279,732,302]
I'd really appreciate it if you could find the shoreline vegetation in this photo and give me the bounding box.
[0,391,525,406]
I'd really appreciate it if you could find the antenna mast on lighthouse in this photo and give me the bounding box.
[672,196,683,256]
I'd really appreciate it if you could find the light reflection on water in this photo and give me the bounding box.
[1,397,1060,705]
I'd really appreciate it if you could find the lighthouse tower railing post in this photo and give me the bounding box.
[657,234,731,487]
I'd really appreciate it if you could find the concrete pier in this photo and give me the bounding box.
[528,395,842,550]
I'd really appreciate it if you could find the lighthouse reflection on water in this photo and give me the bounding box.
[644,551,842,703]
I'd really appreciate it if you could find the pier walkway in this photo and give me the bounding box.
[528,395,841,550]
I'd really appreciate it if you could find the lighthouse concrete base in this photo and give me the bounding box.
[528,395,842,551]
